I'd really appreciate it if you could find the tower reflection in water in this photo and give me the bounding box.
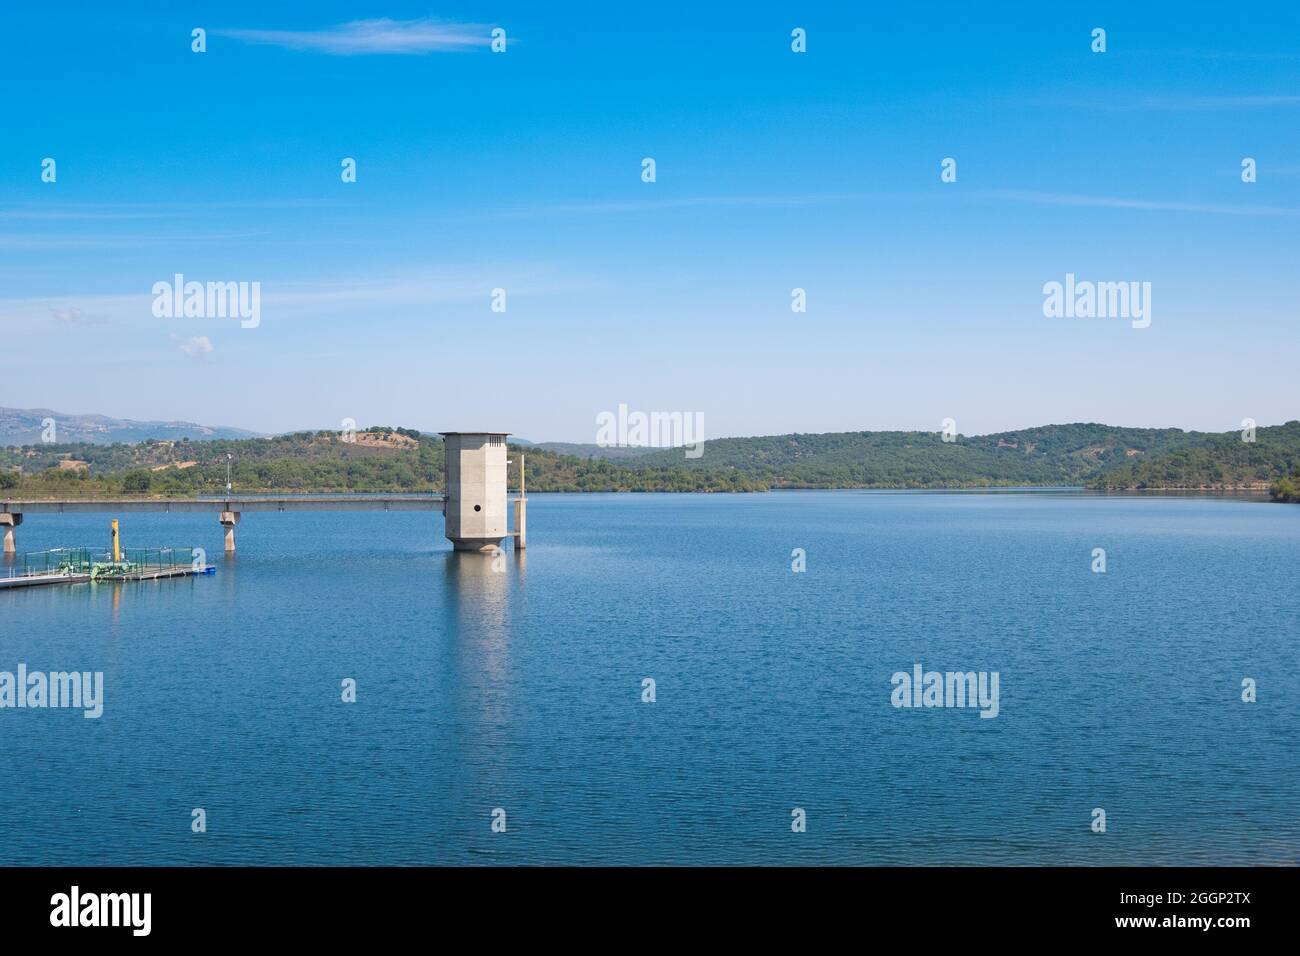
[440,548,525,696]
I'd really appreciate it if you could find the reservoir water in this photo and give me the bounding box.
[1,490,1296,865]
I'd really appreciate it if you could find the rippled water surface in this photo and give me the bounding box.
[2,491,1296,865]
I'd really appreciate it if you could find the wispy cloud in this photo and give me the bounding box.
[1128,49,1300,63]
[1130,94,1300,110]
[980,189,1300,218]
[215,18,491,55]
[0,232,264,250]
[258,267,596,310]
[1023,94,1300,112]
[0,199,340,221]
[0,294,145,331]
[50,306,105,326]
[0,266,596,331]
[0,208,175,222]
[497,193,872,219]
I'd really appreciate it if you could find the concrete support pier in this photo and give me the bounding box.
[219,511,240,553]
[513,451,526,550]
[1,513,21,555]
[513,498,526,550]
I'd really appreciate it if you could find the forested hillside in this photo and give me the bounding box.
[1087,421,1300,491]
[622,424,1202,487]
[2,422,1297,496]
[0,427,764,495]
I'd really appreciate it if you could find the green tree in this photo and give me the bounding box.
[122,470,152,493]
[1270,473,1300,503]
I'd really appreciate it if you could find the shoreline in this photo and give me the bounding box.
[2,485,1283,501]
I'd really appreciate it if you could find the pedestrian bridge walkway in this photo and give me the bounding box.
[0,496,447,554]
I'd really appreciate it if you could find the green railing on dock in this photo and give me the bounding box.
[6,547,203,579]
[8,548,95,577]
[118,547,204,570]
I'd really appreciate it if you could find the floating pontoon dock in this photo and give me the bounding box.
[0,546,213,590]
[0,570,93,589]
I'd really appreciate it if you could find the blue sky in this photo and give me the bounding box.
[2,2,1298,441]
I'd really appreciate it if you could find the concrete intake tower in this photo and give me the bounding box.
[440,432,511,552]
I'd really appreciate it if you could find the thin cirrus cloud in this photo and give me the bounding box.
[214,18,492,55]
[1131,95,1300,110]
[492,193,867,219]
[0,267,595,331]
[981,189,1300,218]
[0,232,264,251]
[0,200,341,220]
[50,307,105,326]
[1023,94,1300,112]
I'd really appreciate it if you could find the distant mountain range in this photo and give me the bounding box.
[0,406,263,446]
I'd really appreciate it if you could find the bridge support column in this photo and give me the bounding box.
[219,511,240,553]
[513,498,526,550]
[1,513,21,555]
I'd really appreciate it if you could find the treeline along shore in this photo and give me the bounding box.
[3,422,1300,502]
